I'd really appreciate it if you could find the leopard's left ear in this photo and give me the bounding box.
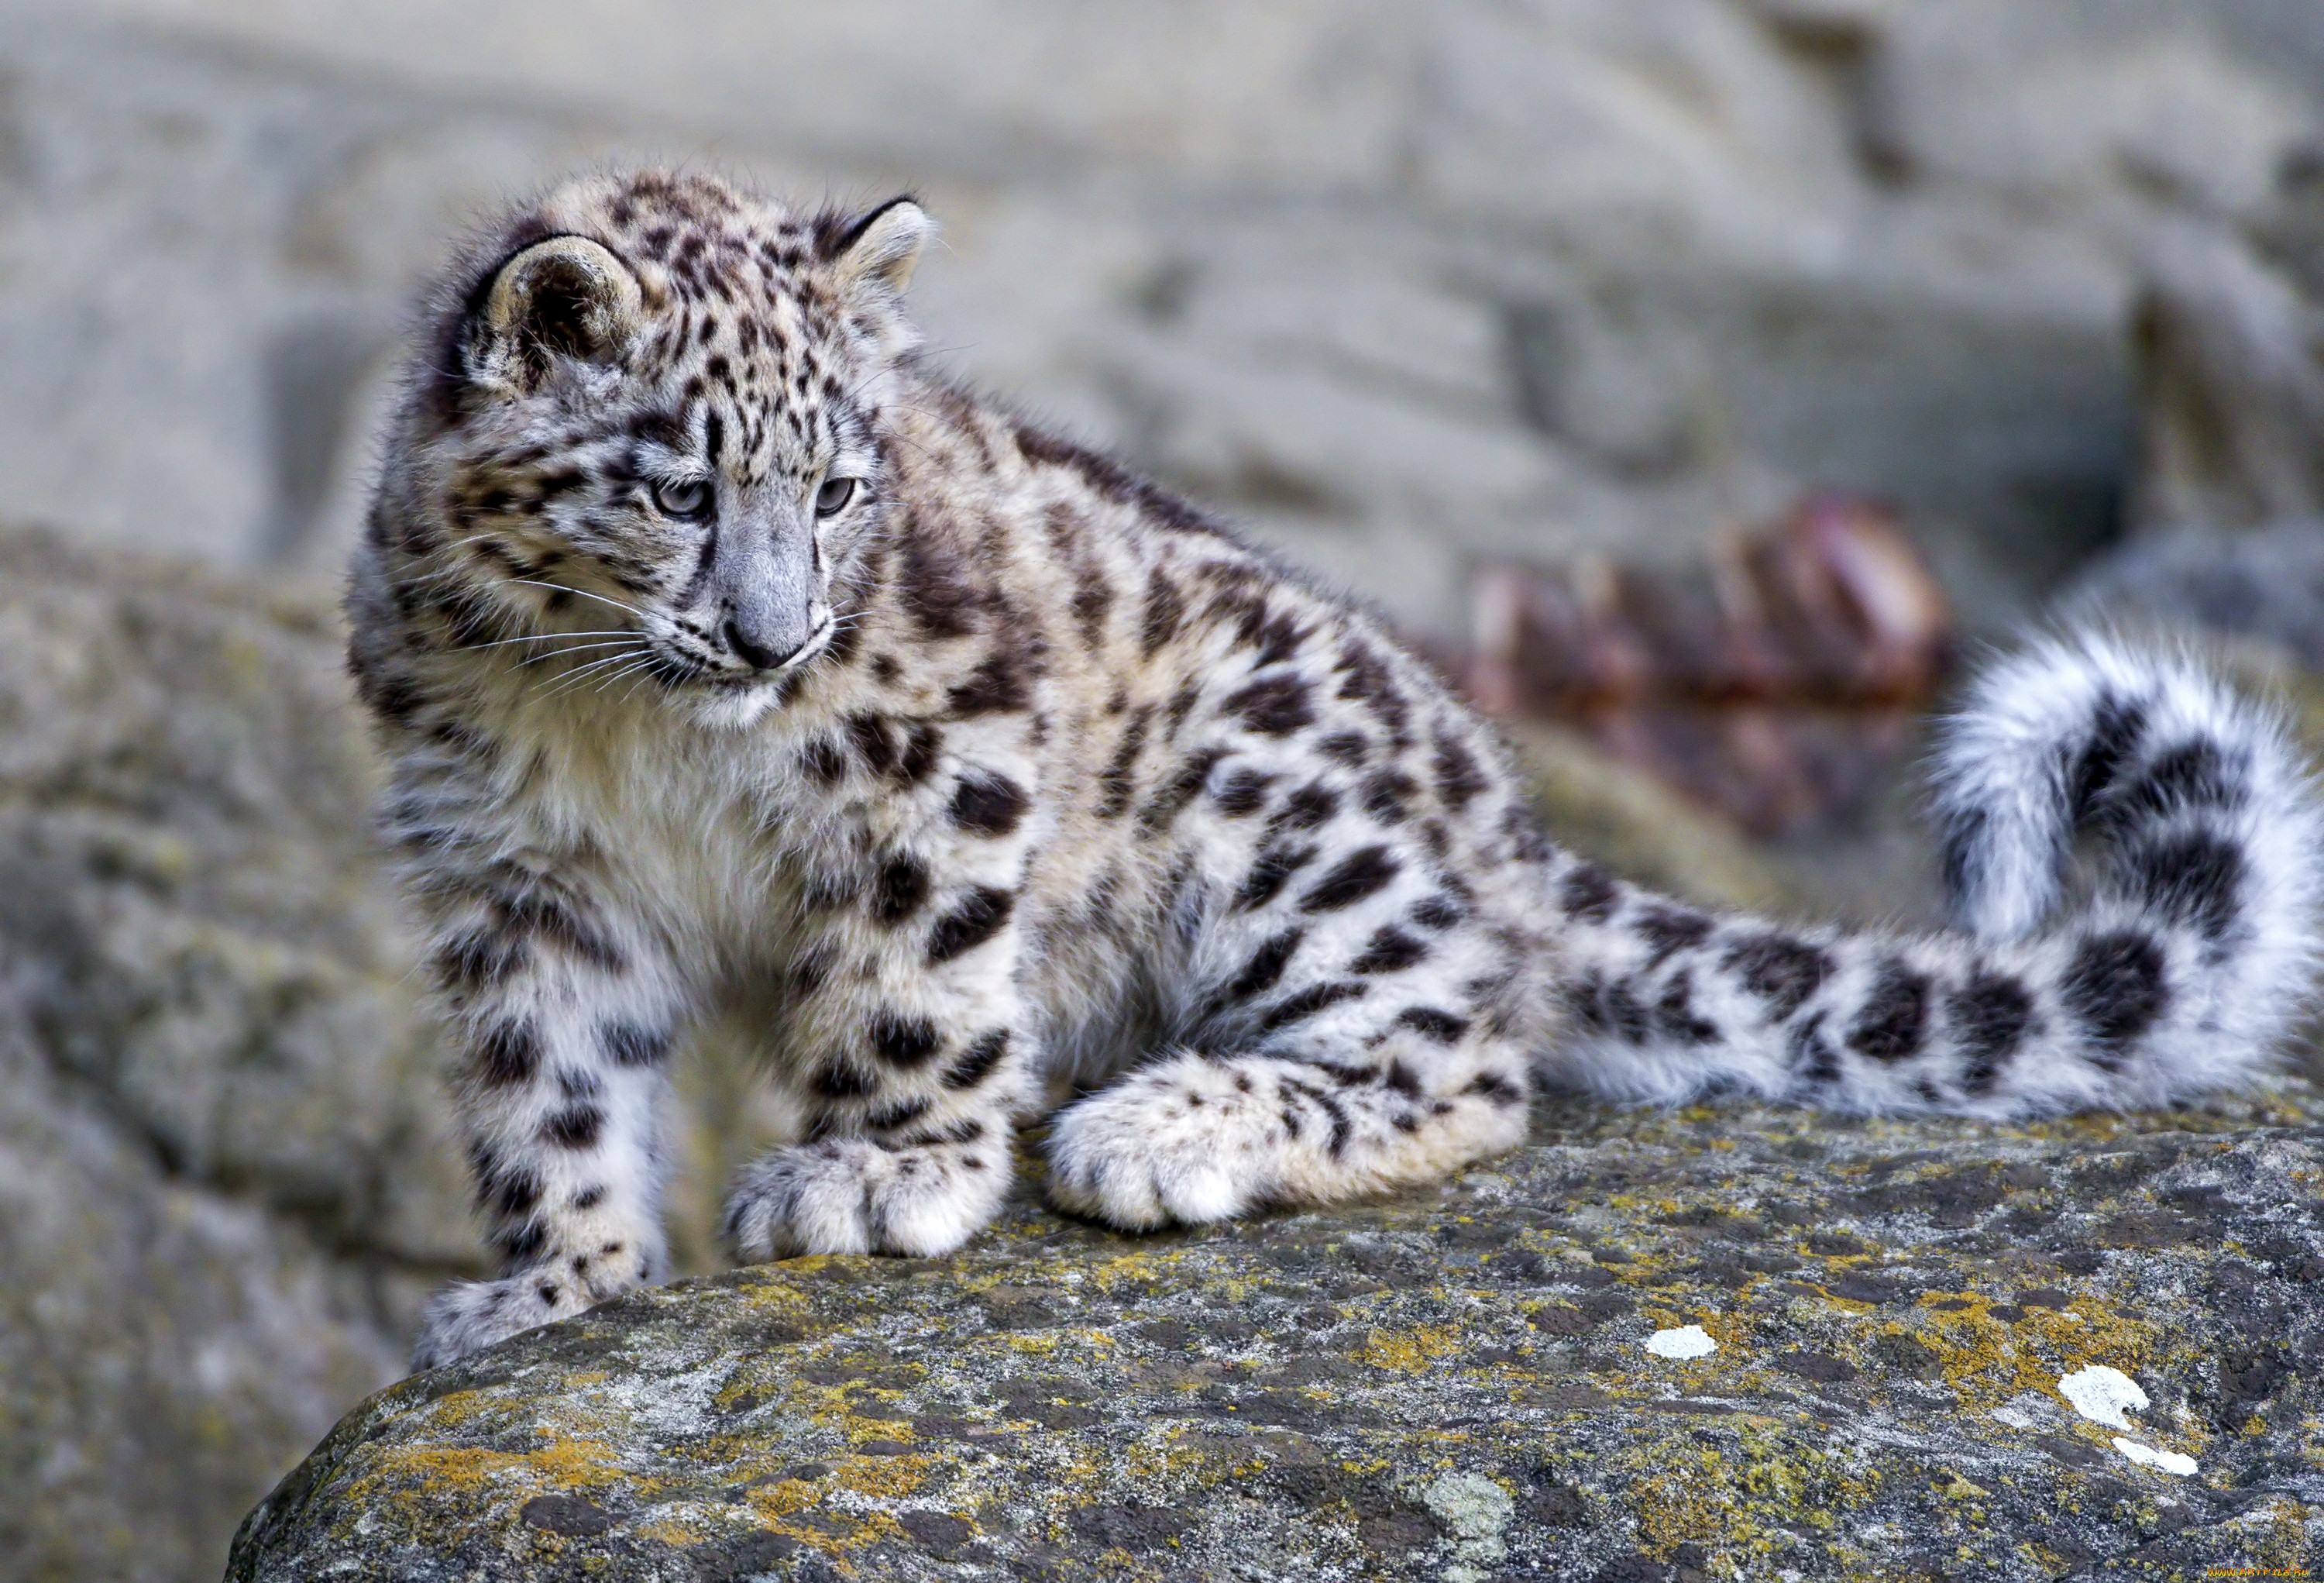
[822,196,935,296]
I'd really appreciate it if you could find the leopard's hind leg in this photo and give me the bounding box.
[1043,1028,1532,1229]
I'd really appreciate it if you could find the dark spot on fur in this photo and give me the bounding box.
[1235,843,1318,910]
[801,734,847,786]
[1260,981,1370,1032]
[951,773,1030,838]
[1140,570,1187,658]
[1270,781,1340,835]
[602,1024,671,1068]
[474,1020,541,1089]
[1095,707,1153,819]
[846,714,896,775]
[900,530,984,638]
[1789,1014,1843,1085]
[874,855,932,923]
[944,1029,1011,1089]
[869,1012,943,1066]
[2132,829,2246,941]
[1463,1072,1526,1109]
[1432,733,1490,810]
[1411,893,1467,930]
[928,887,1016,962]
[435,931,530,993]
[1361,769,1417,824]
[1301,845,1401,912]
[1566,970,1652,1043]
[815,1060,878,1099]
[1848,958,1931,1063]
[1334,642,1408,740]
[2061,930,2169,1069]
[1318,731,1369,765]
[1223,673,1315,737]
[947,645,1034,718]
[896,724,944,784]
[541,1105,606,1150]
[1215,927,1308,1010]
[1635,906,1713,966]
[1395,1007,1470,1044]
[1213,769,1273,816]
[2069,694,2147,823]
[1721,934,1834,1020]
[473,1148,542,1220]
[1654,972,1722,1044]
[1949,971,2035,1094]
[2112,739,2249,823]
[1070,567,1113,651]
[865,1096,934,1132]
[1349,926,1428,975]
[1140,747,1229,832]
[1557,864,1620,924]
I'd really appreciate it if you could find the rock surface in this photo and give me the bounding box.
[228,1089,2324,1581]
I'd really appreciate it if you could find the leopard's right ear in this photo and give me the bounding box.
[465,236,642,395]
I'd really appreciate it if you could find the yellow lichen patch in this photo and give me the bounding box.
[834,1450,936,1500]
[740,1475,827,1519]
[1002,1333,1059,1356]
[1910,1289,2166,1417]
[1613,1420,1885,1561]
[1359,1325,1459,1371]
[352,1426,648,1526]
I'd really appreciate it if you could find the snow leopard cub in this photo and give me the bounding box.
[348,171,2324,1369]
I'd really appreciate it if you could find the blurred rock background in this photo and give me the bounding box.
[0,2,2319,1578]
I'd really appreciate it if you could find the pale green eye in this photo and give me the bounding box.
[815,477,858,518]
[651,477,710,518]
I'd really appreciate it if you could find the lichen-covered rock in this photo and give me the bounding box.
[229,1089,2324,1581]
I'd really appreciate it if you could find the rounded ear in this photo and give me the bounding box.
[824,198,935,296]
[469,236,642,390]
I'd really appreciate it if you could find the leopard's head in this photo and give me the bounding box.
[380,170,934,728]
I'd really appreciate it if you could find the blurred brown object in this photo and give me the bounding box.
[1464,496,1954,835]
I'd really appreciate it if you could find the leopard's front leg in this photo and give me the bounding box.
[724,729,1039,1261]
[406,854,689,1371]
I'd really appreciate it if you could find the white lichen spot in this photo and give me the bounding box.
[1424,1472,1512,1541]
[2111,1437,2198,1476]
[1425,1471,1513,1579]
[1645,1325,1718,1360]
[2058,1364,2147,1429]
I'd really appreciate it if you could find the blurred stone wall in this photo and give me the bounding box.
[0,1,2317,637]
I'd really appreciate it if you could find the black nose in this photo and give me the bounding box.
[721,615,796,672]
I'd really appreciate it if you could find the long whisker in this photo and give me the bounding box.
[456,628,635,653]
[516,639,649,667]
[507,579,650,620]
[537,650,656,699]
[589,656,666,695]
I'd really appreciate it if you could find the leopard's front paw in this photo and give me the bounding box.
[721,1137,1005,1261]
[410,1268,608,1371]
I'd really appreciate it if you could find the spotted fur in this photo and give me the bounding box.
[349,173,2324,1370]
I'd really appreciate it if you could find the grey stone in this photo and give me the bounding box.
[225,1086,2324,1580]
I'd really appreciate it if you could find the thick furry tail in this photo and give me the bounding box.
[1539,631,2323,1116]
